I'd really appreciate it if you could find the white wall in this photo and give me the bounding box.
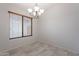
[38,3,79,53]
[0,3,38,51]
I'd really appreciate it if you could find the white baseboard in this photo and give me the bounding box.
[0,39,38,55]
[38,39,79,55]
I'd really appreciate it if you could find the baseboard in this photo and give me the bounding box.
[38,39,79,55]
[0,39,38,54]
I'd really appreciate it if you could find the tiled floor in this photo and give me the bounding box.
[0,41,76,56]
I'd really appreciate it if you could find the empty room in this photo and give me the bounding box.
[0,3,79,56]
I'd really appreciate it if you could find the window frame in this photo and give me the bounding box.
[8,11,32,39]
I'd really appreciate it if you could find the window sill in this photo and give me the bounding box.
[9,35,32,40]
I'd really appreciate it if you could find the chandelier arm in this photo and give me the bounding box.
[27,3,44,18]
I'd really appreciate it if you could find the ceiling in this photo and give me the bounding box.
[16,3,53,10]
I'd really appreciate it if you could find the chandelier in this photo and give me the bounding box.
[27,3,44,18]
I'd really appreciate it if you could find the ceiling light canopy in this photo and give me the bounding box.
[27,3,44,18]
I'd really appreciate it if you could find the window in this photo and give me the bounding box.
[9,11,32,39]
[10,13,22,38]
[23,17,32,36]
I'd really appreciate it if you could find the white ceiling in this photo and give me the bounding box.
[16,3,53,10]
